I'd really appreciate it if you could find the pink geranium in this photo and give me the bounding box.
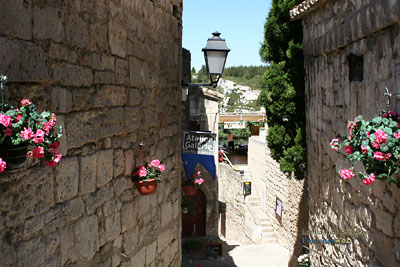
[44,154,62,167]
[330,139,340,151]
[374,129,388,144]
[373,152,386,161]
[158,164,165,172]
[344,145,353,154]
[150,159,160,167]
[33,129,45,144]
[363,173,375,186]
[136,166,148,177]
[0,114,11,127]
[20,127,34,140]
[30,146,45,158]
[361,145,368,153]
[340,168,354,180]
[194,178,204,185]
[3,127,12,136]
[394,132,400,139]
[372,141,381,149]
[0,158,6,173]
[20,99,32,106]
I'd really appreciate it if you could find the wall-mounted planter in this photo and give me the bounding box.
[182,185,197,196]
[0,142,28,171]
[135,179,158,196]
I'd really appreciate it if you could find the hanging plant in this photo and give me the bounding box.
[0,75,63,172]
[131,159,165,195]
[330,110,400,185]
[181,171,204,196]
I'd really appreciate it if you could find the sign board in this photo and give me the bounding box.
[276,197,282,223]
[224,121,246,129]
[243,182,251,196]
[182,131,216,155]
[190,113,206,121]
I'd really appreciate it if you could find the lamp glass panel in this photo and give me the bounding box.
[205,51,227,75]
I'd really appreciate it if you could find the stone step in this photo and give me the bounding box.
[260,236,277,244]
[261,226,274,233]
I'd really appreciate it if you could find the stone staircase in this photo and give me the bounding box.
[245,194,277,244]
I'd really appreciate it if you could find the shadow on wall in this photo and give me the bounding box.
[288,179,309,267]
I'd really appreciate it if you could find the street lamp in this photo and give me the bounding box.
[183,31,230,89]
[202,32,230,87]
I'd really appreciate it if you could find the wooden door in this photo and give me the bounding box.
[182,189,206,238]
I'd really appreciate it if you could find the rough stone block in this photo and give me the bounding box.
[61,225,76,266]
[129,57,149,89]
[52,62,93,87]
[101,107,125,137]
[124,149,135,177]
[121,202,137,232]
[374,208,394,236]
[124,107,142,132]
[79,153,97,195]
[48,43,78,63]
[0,37,50,82]
[33,6,64,41]
[55,156,79,203]
[157,229,171,252]
[115,58,130,86]
[65,198,84,222]
[127,88,142,106]
[161,202,172,227]
[74,215,99,260]
[101,212,121,245]
[65,12,89,48]
[17,236,46,267]
[0,0,32,40]
[50,88,72,114]
[94,71,116,84]
[96,149,114,187]
[130,247,145,267]
[103,199,122,217]
[123,227,139,256]
[114,149,125,178]
[92,53,115,71]
[24,214,45,237]
[145,241,157,264]
[109,22,127,58]
[85,183,114,214]
[90,23,109,52]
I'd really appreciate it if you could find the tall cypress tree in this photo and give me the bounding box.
[259,0,306,179]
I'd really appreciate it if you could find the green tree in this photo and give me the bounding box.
[259,0,306,179]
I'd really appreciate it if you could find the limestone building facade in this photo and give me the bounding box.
[0,0,183,266]
[291,0,400,266]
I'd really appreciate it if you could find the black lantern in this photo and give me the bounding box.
[202,32,230,87]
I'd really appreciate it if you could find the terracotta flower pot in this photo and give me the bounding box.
[0,143,28,170]
[182,185,197,196]
[135,179,158,195]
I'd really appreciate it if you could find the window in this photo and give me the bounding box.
[348,53,364,82]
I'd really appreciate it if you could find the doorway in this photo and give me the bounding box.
[182,189,206,238]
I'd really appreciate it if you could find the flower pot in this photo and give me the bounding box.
[299,263,310,267]
[134,179,158,195]
[182,185,197,196]
[0,143,28,170]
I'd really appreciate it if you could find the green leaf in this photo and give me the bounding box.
[380,143,389,152]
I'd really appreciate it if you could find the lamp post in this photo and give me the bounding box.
[182,31,230,89]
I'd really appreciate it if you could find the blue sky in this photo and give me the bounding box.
[183,0,272,72]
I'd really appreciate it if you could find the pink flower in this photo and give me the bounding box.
[385,153,392,160]
[150,159,160,167]
[49,141,60,149]
[389,110,398,117]
[20,127,34,140]
[158,164,165,172]
[372,141,381,149]
[363,173,376,186]
[394,132,400,139]
[197,171,201,175]
[340,168,355,180]
[49,113,57,127]
[330,139,340,151]
[361,146,368,153]
[42,122,53,134]
[44,153,62,167]
[344,145,353,154]
[354,115,363,122]
[21,99,32,106]
[194,178,204,185]
[373,151,386,161]
[30,146,44,158]
[15,113,22,122]
[0,114,11,127]
[3,127,12,136]
[366,131,370,136]
[136,166,148,177]
[374,129,388,144]
[382,113,387,118]
[347,122,356,130]
[33,129,45,144]
[193,174,198,179]
[0,158,6,173]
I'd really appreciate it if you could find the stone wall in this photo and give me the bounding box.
[248,136,308,260]
[299,0,400,266]
[0,0,183,266]
[218,163,248,243]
